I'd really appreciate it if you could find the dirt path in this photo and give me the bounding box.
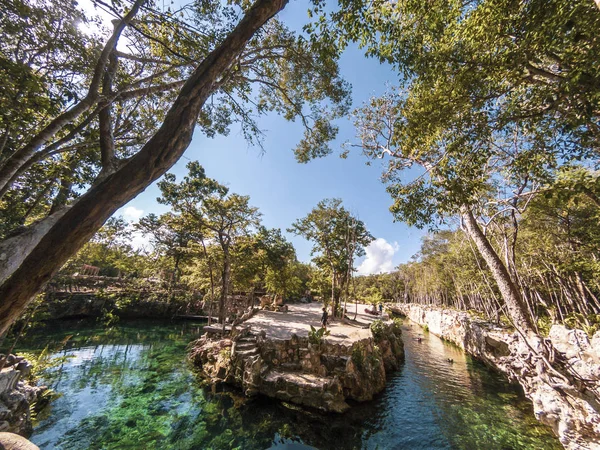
[244,302,388,344]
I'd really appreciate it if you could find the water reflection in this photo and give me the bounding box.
[10,319,560,449]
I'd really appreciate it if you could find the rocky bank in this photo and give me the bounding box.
[189,311,403,413]
[0,356,45,437]
[392,303,600,450]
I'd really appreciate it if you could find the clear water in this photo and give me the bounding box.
[10,319,561,449]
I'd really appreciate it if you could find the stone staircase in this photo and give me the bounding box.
[231,334,263,395]
[233,335,259,358]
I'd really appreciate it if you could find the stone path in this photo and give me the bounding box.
[244,302,388,344]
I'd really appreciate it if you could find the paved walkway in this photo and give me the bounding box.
[244,302,389,344]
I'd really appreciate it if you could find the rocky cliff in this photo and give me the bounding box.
[392,303,600,450]
[189,320,404,413]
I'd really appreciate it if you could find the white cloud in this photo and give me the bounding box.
[122,206,144,222]
[357,238,398,275]
[130,230,151,251]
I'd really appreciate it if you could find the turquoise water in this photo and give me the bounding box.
[11,319,561,449]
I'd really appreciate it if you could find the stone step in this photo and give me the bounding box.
[236,348,259,357]
[279,362,302,371]
[237,336,257,344]
[236,342,257,350]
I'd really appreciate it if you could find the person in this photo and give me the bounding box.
[321,307,329,330]
[378,303,383,315]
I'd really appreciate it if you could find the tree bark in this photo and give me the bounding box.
[200,237,216,325]
[0,0,289,336]
[219,242,231,326]
[461,206,536,334]
[330,263,336,318]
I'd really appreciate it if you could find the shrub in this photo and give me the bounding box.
[308,325,330,346]
[370,319,387,341]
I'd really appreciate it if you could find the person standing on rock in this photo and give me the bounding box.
[321,307,329,330]
[378,303,383,315]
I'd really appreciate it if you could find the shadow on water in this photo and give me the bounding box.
[9,319,561,449]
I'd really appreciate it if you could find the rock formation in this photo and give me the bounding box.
[0,356,45,437]
[0,432,40,450]
[189,320,404,413]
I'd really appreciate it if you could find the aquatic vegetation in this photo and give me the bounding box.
[13,319,561,450]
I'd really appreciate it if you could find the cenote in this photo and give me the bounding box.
[12,319,561,449]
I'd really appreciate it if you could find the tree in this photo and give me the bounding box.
[304,0,600,335]
[135,212,199,284]
[62,216,148,278]
[289,198,373,317]
[0,0,351,335]
[253,227,298,296]
[202,193,261,324]
[300,0,600,418]
[154,161,261,323]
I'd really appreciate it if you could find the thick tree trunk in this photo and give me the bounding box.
[0,0,288,336]
[461,206,536,335]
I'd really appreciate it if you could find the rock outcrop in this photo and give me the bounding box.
[392,303,600,450]
[189,320,404,413]
[0,356,45,437]
[0,432,40,450]
[30,291,205,321]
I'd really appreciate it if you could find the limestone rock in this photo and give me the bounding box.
[391,303,600,450]
[189,320,404,413]
[0,432,40,450]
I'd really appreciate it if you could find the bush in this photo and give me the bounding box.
[370,319,387,341]
[308,325,330,346]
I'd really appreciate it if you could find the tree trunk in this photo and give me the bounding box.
[219,244,231,326]
[200,237,216,325]
[0,0,289,336]
[330,264,336,318]
[461,206,536,334]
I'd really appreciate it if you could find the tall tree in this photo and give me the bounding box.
[289,198,373,317]
[135,212,199,283]
[155,161,261,323]
[0,0,350,335]
[303,0,600,335]
[202,192,261,324]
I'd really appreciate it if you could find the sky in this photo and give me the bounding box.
[111,0,428,274]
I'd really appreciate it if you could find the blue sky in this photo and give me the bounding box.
[116,1,427,273]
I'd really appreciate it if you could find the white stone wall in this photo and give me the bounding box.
[393,303,600,450]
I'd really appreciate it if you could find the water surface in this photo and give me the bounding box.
[11,319,561,449]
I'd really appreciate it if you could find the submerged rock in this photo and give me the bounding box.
[391,304,600,450]
[189,321,404,413]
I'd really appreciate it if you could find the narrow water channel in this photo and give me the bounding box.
[11,319,561,449]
